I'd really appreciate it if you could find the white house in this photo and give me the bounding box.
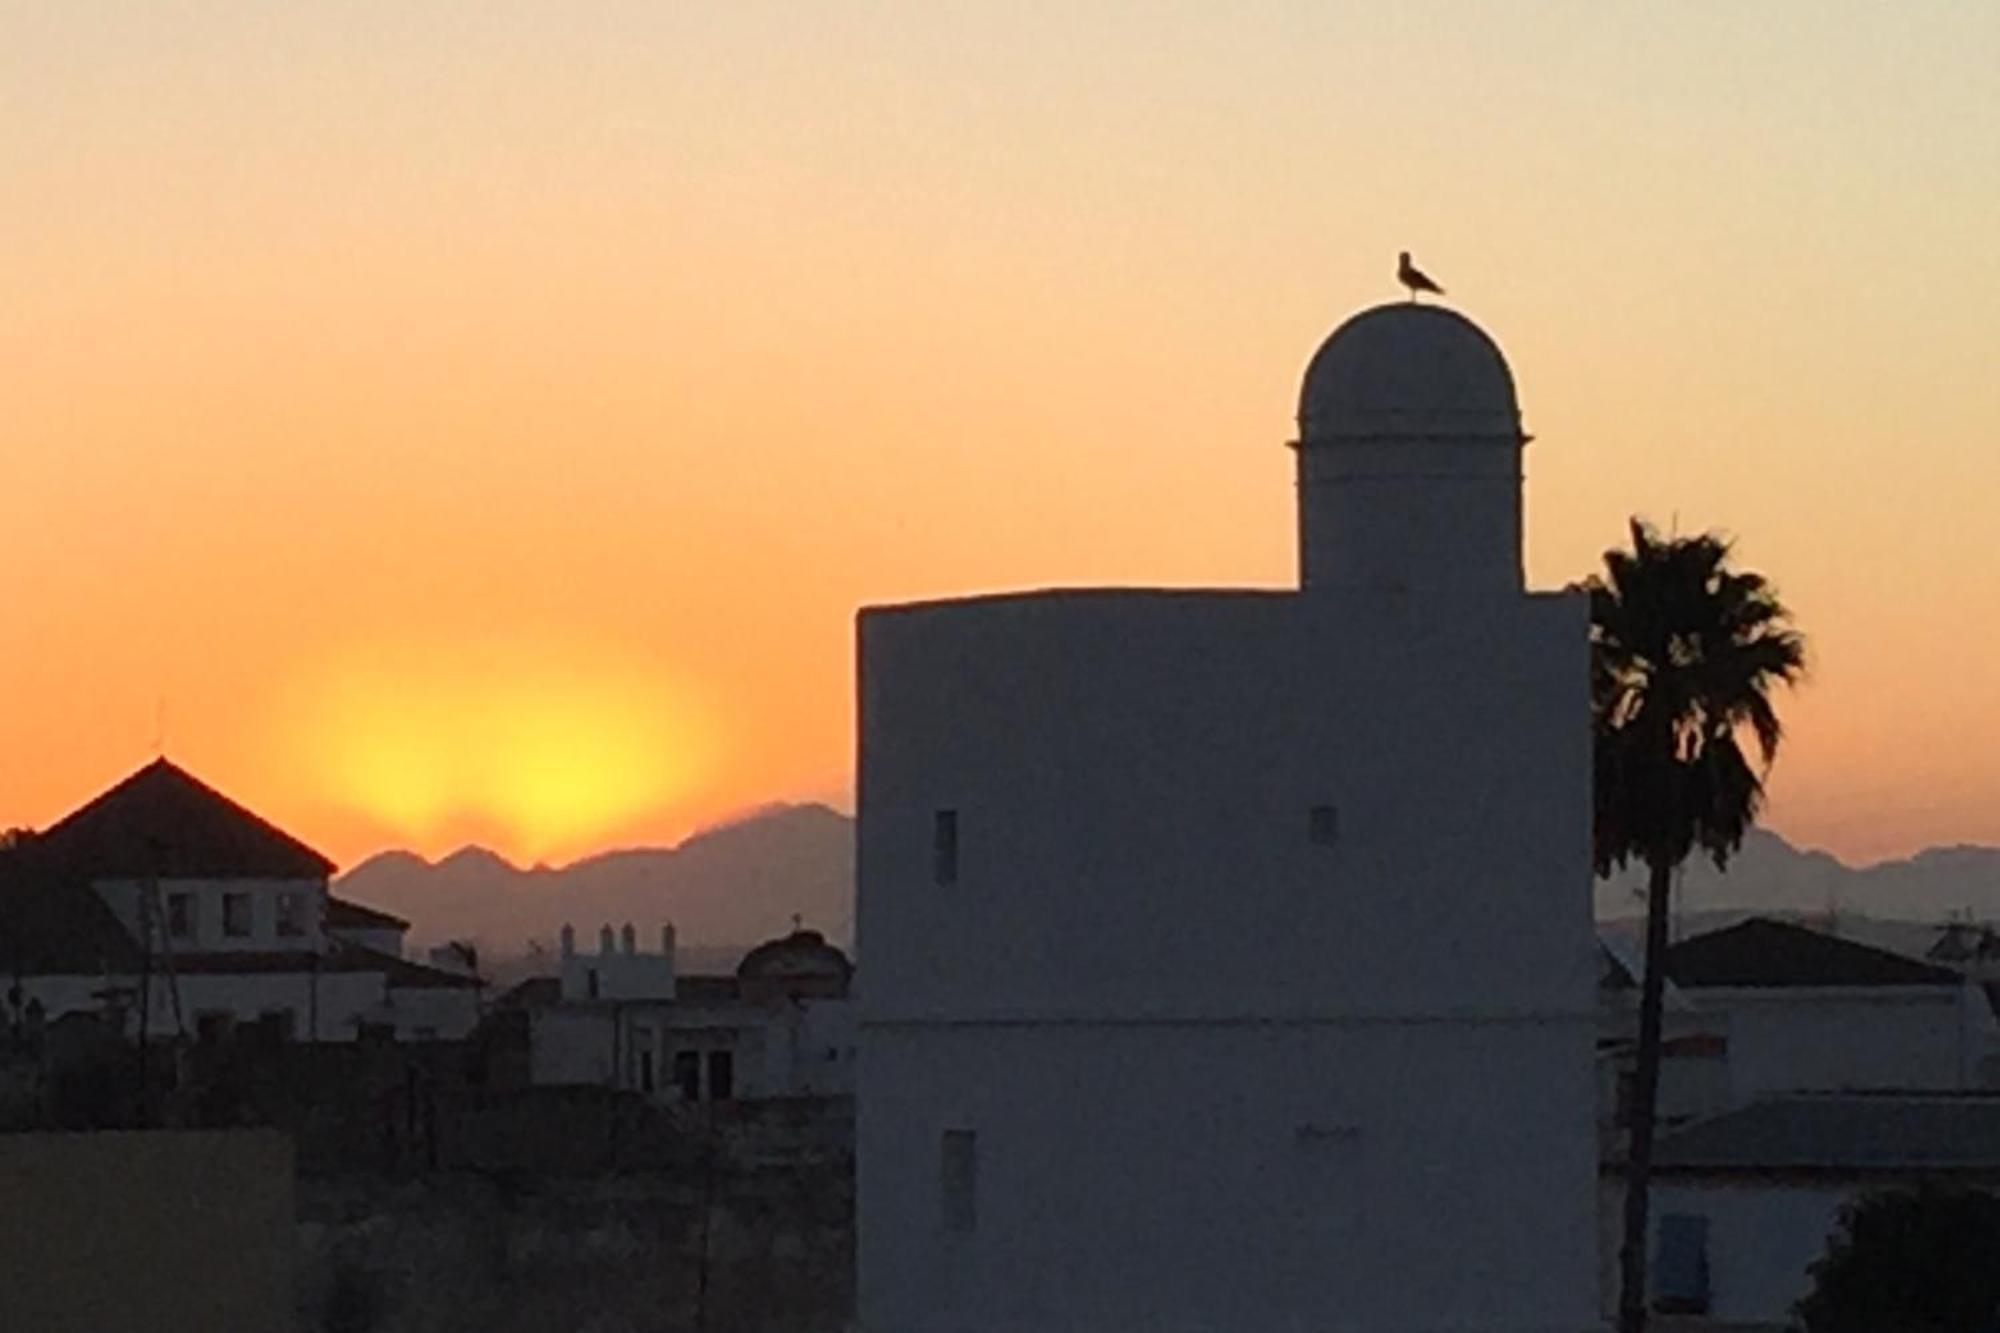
[856,300,1600,1332]
[502,924,855,1103]
[0,759,480,1043]
[1599,918,1995,1140]
[1596,917,2000,1323]
[1598,1092,2000,1330]
[1663,919,1993,1101]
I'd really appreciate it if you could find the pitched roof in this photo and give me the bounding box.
[324,895,409,931]
[341,942,481,990]
[1652,1094,2000,1175]
[36,759,335,880]
[0,848,143,975]
[1665,917,1963,989]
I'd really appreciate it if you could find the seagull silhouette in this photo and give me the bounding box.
[1398,251,1444,302]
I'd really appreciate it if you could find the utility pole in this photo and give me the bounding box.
[134,877,153,1127]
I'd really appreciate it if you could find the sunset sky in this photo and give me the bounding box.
[4,4,1997,869]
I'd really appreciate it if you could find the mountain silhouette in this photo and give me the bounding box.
[1597,826,2000,924]
[336,805,1999,966]
[335,802,853,959]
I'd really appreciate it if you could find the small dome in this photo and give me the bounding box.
[1298,304,1520,443]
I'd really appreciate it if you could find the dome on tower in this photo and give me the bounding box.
[1297,304,1521,443]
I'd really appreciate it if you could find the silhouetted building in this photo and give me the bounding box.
[497,924,854,1102]
[857,301,1599,1330]
[0,759,479,1044]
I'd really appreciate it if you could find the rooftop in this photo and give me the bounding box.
[325,895,410,932]
[1651,1094,2000,1176]
[1297,303,1520,443]
[1664,917,1963,989]
[35,758,335,881]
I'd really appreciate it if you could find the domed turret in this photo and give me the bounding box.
[1292,303,1527,596]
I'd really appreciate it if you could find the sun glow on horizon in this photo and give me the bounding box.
[285,641,717,864]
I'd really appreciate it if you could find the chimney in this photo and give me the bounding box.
[661,923,677,962]
[560,923,575,959]
[620,922,637,955]
[599,924,615,955]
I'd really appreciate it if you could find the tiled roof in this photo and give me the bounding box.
[324,895,409,931]
[1665,917,1963,989]
[0,848,143,975]
[37,759,335,880]
[1652,1095,2000,1175]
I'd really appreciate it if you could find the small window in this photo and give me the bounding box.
[275,891,306,938]
[674,1050,702,1102]
[933,810,959,886]
[222,892,253,938]
[940,1129,977,1233]
[1654,1214,1711,1314]
[587,968,601,999]
[1309,804,1340,847]
[166,893,196,941]
[707,1050,735,1102]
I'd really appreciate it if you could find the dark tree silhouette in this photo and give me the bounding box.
[1589,518,1805,1333]
[1796,1186,2000,1333]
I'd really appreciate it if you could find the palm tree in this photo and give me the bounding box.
[1590,518,1805,1333]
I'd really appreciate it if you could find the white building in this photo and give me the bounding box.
[0,759,480,1043]
[1598,918,1996,1140]
[1599,1092,2000,1329]
[856,300,1600,1332]
[503,924,855,1103]
[1594,917,2000,1325]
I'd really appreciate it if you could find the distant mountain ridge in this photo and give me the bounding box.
[336,802,853,957]
[338,804,2000,963]
[1596,827,2000,925]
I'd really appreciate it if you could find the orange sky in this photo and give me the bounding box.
[4,4,1998,868]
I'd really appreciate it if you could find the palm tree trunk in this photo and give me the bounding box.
[1617,853,1676,1333]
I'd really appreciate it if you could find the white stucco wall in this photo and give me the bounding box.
[13,965,467,1043]
[168,970,384,1041]
[1702,986,1990,1098]
[531,1008,618,1086]
[791,998,856,1098]
[9,975,122,1027]
[1298,437,1522,597]
[332,926,405,956]
[526,1000,828,1102]
[560,942,675,1002]
[384,984,481,1041]
[856,587,1598,1333]
[94,877,327,954]
[1599,1178,1851,1328]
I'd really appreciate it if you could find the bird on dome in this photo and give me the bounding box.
[1398,251,1444,302]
